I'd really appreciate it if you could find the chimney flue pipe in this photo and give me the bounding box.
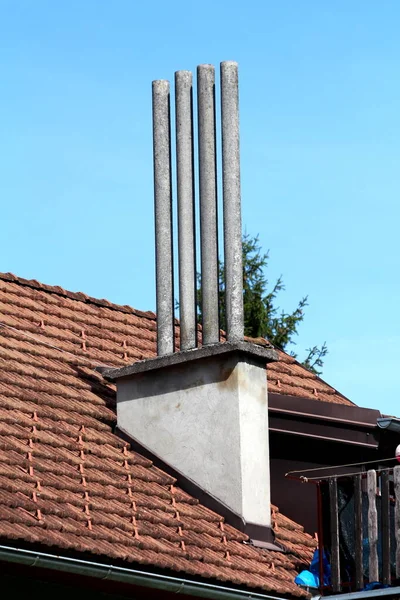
[175,71,197,351]
[153,62,244,356]
[197,64,220,345]
[152,80,175,356]
[221,61,244,342]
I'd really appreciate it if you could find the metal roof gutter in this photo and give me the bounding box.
[377,417,400,433]
[268,394,380,448]
[268,394,380,429]
[0,544,291,600]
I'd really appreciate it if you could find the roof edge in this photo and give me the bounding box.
[269,394,380,426]
[0,272,156,321]
[0,544,300,600]
[273,354,354,406]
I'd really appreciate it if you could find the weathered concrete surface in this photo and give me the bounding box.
[221,61,244,343]
[175,70,197,351]
[104,340,277,380]
[197,64,219,346]
[152,79,174,356]
[116,350,272,527]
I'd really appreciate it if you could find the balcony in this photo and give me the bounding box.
[317,465,400,594]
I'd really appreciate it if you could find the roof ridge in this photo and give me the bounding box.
[0,272,156,321]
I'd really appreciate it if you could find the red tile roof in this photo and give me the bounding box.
[0,272,352,405]
[0,272,321,597]
[267,352,352,405]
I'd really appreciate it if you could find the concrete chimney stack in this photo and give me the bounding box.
[154,61,244,353]
[105,62,278,547]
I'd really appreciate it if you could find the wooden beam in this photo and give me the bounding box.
[367,469,379,582]
[329,477,341,592]
[354,474,363,590]
[394,466,400,580]
[381,470,390,585]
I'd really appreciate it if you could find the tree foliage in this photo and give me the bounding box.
[198,233,327,375]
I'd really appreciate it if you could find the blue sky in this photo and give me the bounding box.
[1,1,399,414]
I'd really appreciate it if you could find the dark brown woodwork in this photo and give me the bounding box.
[354,474,363,590]
[394,466,400,579]
[367,470,379,582]
[329,478,340,592]
[381,470,391,585]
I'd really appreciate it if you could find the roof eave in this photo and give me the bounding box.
[0,544,304,600]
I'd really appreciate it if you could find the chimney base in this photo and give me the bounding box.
[105,342,277,534]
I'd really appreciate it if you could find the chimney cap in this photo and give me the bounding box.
[103,340,278,381]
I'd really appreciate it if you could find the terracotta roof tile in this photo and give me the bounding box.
[0,272,321,597]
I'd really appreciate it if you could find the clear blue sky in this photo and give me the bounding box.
[2,1,399,414]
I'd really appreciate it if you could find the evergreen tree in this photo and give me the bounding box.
[197,233,327,375]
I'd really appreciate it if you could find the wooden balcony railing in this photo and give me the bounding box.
[320,466,400,593]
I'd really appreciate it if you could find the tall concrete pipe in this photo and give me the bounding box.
[152,80,174,356]
[175,71,197,351]
[197,64,220,346]
[153,62,244,355]
[221,61,244,342]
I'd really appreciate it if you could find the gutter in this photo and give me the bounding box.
[377,417,400,434]
[268,395,380,449]
[0,544,292,600]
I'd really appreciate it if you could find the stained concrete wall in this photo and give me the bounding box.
[117,353,271,527]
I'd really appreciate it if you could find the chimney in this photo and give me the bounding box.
[104,62,278,547]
